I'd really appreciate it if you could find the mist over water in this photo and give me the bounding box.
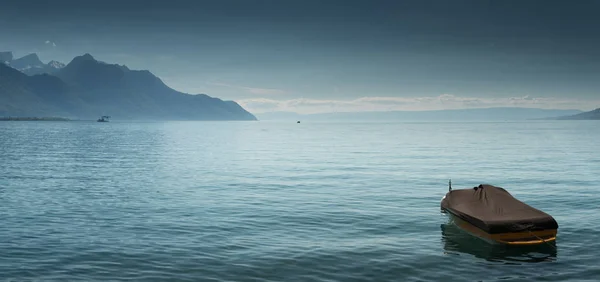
[1,120,599,281]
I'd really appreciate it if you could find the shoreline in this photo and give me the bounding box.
[0,117,72,121]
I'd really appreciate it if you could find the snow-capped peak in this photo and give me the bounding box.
[48,60,65,69]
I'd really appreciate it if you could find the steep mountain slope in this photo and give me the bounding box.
[54,54,256,120]
[0,63,75,117]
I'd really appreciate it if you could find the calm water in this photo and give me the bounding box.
[1,120,599,281]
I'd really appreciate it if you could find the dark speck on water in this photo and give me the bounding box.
[1,121,599,281]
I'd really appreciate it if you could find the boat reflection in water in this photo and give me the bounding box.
[440,222,557,263]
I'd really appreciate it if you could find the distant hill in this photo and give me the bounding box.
[257,108,584,121]
[0,53,256,121]
[555,108,600,120]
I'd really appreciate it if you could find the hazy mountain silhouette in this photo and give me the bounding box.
[2,52,65,75]
[555,108,600,120]
[257,108,584,121]
[0,53,256,120]
[0,51,12,63]
[10,53,45,69]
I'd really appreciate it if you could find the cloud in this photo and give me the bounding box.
[246,87,286,95]
[236,94,598,114]
[45,40,56,47]
[210,82,286,95]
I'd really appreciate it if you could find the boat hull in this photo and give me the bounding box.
[445,211,557,246]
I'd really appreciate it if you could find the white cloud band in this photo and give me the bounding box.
[236,94,598,114]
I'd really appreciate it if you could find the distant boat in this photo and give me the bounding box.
[297,121,301,123]
[97,115,110,122]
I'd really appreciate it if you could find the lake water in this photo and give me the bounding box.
[1,120,599,281]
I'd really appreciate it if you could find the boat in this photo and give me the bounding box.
[97,115,110,122]
[440,182,558,246]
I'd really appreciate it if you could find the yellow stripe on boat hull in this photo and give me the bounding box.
[448,213,557,246]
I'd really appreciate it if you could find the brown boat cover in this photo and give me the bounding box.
[441,184,558,234]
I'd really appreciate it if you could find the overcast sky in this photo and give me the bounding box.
[1,0,599,113]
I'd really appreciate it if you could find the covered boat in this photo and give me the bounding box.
[441,183,558,245]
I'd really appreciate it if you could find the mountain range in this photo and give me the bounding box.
[0,52,256,120]
[2,51,596,122]
[1,52,65,76]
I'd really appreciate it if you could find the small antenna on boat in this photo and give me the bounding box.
[449,179,452,192]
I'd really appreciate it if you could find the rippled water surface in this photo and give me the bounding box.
[1,120,599,281]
